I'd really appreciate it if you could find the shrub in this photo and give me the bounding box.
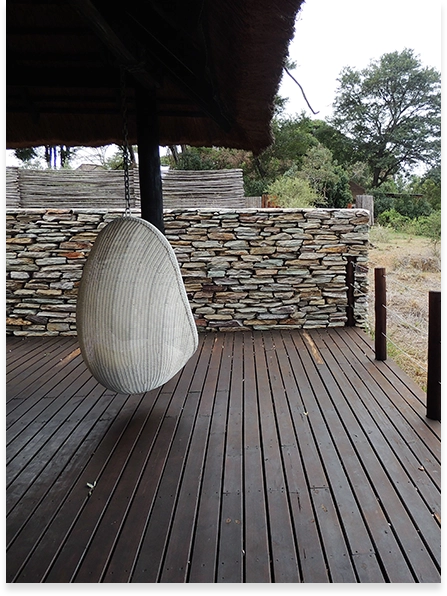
[266,176,320,208]
[414,210,441,242]
[377,209,412,231]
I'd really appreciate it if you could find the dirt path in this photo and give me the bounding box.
[366,227,441,389]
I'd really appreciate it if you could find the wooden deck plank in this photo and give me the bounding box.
[7,387,131,582]
[334,327,441,446]
[6,331,441,584]
[6,372,105,515]
[280,331,358,582]
[320,330,441,505]
[101,334,215,583]
[253,332,301,583]
[288,330,378,582]
[300,332,413,583]
[216,332,244,583]
[274,330,383,582]
[11,389,144,583]
[130,334,229,583]
[6,366,94,461]
[182,334,230,582]
[291,329,415,582]
[159,335,239,583]
[6,338,78,402]
[319,330,441,523]
[6,336,63,379]
[49,356,201,583]
[270,332,329,583]
[241,332,272,583]
[307,328,440,581]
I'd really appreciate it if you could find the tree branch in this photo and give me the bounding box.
[284,68,319,115]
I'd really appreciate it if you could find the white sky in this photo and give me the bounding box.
[279,0,442,120]
[4,0,443,166]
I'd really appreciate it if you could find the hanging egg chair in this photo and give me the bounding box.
[76,215,198,394]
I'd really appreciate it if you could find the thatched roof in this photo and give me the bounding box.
[6,0,305,154]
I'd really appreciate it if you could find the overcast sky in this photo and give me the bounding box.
[5,0,442,167]
[279,0,442,120]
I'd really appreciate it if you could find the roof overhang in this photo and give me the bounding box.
[6,0,305,154]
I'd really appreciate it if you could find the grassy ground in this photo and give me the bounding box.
[366,226,441,389]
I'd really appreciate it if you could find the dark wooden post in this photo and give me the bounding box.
[426,291,441,421]
[136,84,164,233]
[346,256,355,326]
[374,267,387,361]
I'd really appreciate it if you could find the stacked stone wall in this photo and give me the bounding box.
[6,208,369,335]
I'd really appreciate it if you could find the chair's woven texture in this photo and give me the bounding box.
[76,216,198,394]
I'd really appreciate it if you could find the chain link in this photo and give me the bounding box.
[120,66,132,216]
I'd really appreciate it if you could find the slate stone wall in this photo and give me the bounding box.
[6,208,369,335]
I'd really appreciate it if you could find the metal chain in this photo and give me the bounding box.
[120,66,132,216]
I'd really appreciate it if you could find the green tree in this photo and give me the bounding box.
[331,49,441,187]
[303,119,356,166]
[298,144,352,208]
[411,167,441,210]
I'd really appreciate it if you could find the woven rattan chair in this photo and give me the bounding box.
[76,216,198,394]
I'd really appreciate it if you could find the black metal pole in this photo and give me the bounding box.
[374,267,387,361]
[346,256,355,326]
[136,84,164,233]
[426,291,441,421]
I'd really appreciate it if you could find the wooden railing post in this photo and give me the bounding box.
[426,291,441,421]
[374,267,387,361]
[346,256,355,326]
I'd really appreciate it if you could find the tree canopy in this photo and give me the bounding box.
[331,49,441,187]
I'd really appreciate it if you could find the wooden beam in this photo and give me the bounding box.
[136,85,164,233]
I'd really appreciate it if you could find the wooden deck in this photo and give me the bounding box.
[6,328,440,583]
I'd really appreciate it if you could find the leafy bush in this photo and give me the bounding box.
[266,176,320,208]
[414,210,441,242]
[377,209,412,231]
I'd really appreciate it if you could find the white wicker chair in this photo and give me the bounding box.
[76,216,198,394]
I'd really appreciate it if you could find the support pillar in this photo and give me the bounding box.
[136,84,164,233]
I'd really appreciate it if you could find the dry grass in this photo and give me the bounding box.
[366,227,441,389]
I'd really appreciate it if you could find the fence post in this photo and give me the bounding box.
[374,267,387,361]
[426,291,441,421]
[355,194,374,225]
[346,256,355,326]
